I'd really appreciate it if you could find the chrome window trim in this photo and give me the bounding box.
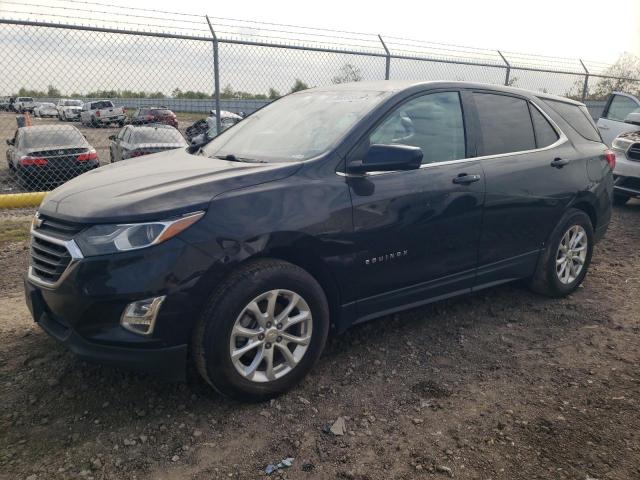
[337,97,567,178]
[27,229,84,289]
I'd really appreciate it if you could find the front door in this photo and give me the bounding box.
[596,93,640,146]
[347,91,485,320]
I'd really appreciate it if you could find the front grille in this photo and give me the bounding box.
[30,235,72,284]
[36,214,85,240]
[628,143,640,162]
[619,177,640,190]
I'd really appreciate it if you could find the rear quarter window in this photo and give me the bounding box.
[541,99,601,142]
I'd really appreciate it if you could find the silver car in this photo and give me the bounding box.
[34,102,58,118]
[611,123,640,205]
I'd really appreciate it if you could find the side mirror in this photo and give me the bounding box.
[348,144,423,174]
[624,112,640,126]
[6,139,14,146]
[108,135,116,141]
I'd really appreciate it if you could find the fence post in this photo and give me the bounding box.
[579,59,589,102]
[205,15,222,133]
[497,50,510,86]
[378,35,391,80]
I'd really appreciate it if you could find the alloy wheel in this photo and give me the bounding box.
[229,289,313,383]
[555,225,587,284]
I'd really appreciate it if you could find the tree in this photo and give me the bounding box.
[47,85,61,97]
[289,79,309,93]
[268,87,281,99]
[332,63,362,84]
[591,53,640,99]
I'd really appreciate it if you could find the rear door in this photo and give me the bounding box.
[597,93,640,146]
[348,90,485,319]
[471,91,581,286]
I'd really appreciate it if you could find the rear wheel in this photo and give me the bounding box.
[192,259,329,401]
[613,193,630,206]
[529,208,593,297]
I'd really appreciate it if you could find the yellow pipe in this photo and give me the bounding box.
[0,192,47,208]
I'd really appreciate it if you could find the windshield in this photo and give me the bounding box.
[132,127,185,144]
[202,89,391,162]
[22,128,87,148]
[64,100,83,106]
[19,97,33,102]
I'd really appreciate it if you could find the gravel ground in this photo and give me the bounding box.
[0,202,639,480]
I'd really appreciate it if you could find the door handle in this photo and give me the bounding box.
[550,157,569,168]
[452,173,481,184]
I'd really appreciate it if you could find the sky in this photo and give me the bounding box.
[0,0,638,97]
[130,0,640,64]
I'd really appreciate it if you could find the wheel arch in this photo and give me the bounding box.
[255,245,343,331]
[571,200,597,230]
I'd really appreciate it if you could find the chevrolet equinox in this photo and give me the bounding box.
[24,81,613,401]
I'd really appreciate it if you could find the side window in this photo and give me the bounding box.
[529,104,559,148]
[473,93,535,155]
[606,95,640,122]
[117,127,126,140]
[368,91,466,164]
[542,99,601,142]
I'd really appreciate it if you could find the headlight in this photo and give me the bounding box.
[612,137,633,151]
[75,211,204,256]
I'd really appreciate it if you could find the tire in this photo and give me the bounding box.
[613,194,630,206]
[192,259,330,401]
[529,208,594,298]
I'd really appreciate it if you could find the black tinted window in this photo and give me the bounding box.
[21,128,87,148]
[530,105,559,148]
[473,93,535,155]
[369,91,466,164]
[542,99,600,142]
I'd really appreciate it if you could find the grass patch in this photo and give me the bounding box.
[0,219,31,244]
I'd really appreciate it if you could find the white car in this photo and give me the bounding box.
[596,92,640,146]
[57,99,84,121]
[14,96,36,113]
[610,125,640,205]
[33,102,58,118]
[80,100,126,127]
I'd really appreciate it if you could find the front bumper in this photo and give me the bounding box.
[613,150,640,197]
[23,235,218,380]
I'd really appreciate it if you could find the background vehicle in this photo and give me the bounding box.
[596,92,640,146]
[56,99,84,121]
[0,97,10,111]
[34,102,58,118]
[128,107,178,128]
[185,110,242,142]
[6,124,99,189]
[610,130,640,205]
[14,96,36,113]
[80,100,126,127]
[108,124,187,162]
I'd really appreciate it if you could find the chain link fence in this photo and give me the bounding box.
[1,2,639,206]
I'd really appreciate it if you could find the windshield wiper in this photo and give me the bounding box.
[213,154,267,163]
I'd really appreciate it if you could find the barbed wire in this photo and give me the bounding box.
[0,0,624,74]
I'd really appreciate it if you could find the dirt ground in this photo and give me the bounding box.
[1,202,639,480]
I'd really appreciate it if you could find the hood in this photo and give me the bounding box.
[39,148,301,223]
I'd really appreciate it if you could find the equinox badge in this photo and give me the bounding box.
[365,250,408,265]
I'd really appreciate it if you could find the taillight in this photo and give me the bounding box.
[77,149,98,162]
[19,156,47,166]
[604,150,616,170]
[95,110,101,117]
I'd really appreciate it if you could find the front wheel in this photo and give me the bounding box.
[192,259,330,401]
[529,208,594,298]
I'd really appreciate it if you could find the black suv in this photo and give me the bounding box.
[24,81,613,401]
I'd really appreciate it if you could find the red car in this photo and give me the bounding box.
[129,107,178,128]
